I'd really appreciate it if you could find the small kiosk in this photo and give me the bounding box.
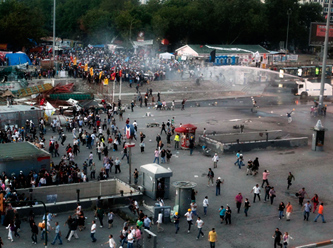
[140,163,173,200]
[174,123,197,149]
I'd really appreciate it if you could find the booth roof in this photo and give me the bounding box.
[0,142,50,162]
[140,163,173,176]
[175,127,186,133]
[182,124,197,130]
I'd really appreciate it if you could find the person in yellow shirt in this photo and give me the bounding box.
[174,133,180,150]
[208,228,217,248]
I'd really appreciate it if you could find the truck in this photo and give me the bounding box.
[293,79,333,99]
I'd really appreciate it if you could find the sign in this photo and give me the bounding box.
[309,22,333,46]
[125,124,135,139]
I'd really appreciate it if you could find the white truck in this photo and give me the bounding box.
[294,79,333,98]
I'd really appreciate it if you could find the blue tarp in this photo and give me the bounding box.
[5,53,32,66]
[92,44,105,48]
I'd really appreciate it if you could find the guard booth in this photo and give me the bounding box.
[312,120,326,151]
[173,181,197,215]
[140,163,173,200]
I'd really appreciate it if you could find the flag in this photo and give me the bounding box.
[88,44,93,49]
[126,125,131,139]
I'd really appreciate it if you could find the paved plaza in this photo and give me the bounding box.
[1,83,333,248]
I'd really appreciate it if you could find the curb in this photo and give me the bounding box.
[294,239,333,248]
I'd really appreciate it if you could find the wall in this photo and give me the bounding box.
[0,157,50,176]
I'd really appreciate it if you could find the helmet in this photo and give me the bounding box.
[175,212,178,215]
[188,209,191,212]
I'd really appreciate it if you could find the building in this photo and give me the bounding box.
[0,142,50,176]
[298,0,331,20]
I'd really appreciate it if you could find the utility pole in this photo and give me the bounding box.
[319,0,332,110]
[52,0,56,61]
[286,8,292,52]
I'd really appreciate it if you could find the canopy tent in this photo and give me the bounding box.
[5,53,32,66]
[159,52,175,60]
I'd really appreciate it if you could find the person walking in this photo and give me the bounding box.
[298,188,309,206]
[96,207,105,228]
[251,184,261,203]
[207,168,214,187]
[51,222,63,245]
[107,211,114,229]
[190,200,198,217]
[208,228,217,248]
[90,220,97,242]
[282,232,293,248]
[153,149,160,164]
[273,228,283,248]
[64,215,73,239]
[225,206,232,225]
[184,209,193,233]
[196,217,204,240]
[235,193,243,214]
[302,200,312,221]
[218,206,226,224]
[105,234,116,248]
[287,172,295,189]
[133,169,139,185]
[203,196,209,216]
[31,221,38,244]
[261,170,269,188]
[278,202,285,220]
[156,211,164,232]
[173,212,180,234]
[264,184,271,202]
[212,153,219,168]
[67,219,79,242]
[234,151,240,166]
[252,157,260,175]
[6,221,14,242]
[244,198,251,217]
[215,177,223,196]
[114,157,121,174]
[174,133,180,150]
[311,194,319,213]
[269,187,276,205]
[314,203,326,223]
[285,202,293,221]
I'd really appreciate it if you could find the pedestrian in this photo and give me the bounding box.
[273,228,283,248]
[51,221,63,245]
[314,203,326,223]
[234,151,240,166]
[143,215,151,231]
[181,99,186,110]
[282,232,293,248]
[261,169,269,188]
[96,207,105,227]
[6,221,14,242]
[203,196,209,216]
[174,133,180,150]
[127,229,134,248]
[104,234,116,248]
[156,134,161,148]
[235,193,243,213]
[218,206,225,224]
[114,157,121,174]
[156,211,164,232]
[90,220,97,242]
[107,211,114,229]
[173,212,180,234]
[196,216,204,240]
[302,200,312,221]
[252,157,260,175]
[208,228,217,248]
[278,202,285,220]
[225,206,232,225]
[64,215,73,239]
[135,225,141,247]
[160,122,167,135]
[189,136,194,155]
[212,153,219,168]
[244,198,251,217]
[184,209,193,233]
[153,149,160,164]
[215,177,223,196]
[298,188,309,206]
[133,169,139,185]
[251,184,261,203]
[269,187,276,205]
[31,221,38,244]
[285,202,293,221]
[207,168,214,187]
[287,172,295,189]
[246,160,253,175]
[264,184,271,202]
[311,194,319,213]
[287,110,293,123]
[190,200,198,217]
[67,218,78,242]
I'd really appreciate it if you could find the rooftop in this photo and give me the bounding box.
[181,44,269,54]
[0,142,50,162]
[0,105,41,113]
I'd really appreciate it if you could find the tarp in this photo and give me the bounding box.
[5,53,32,66]
[159,52,175,60]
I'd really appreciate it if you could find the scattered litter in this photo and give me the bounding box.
[174,155,179,158]
[194,175,198,178]
[229,119,242,122]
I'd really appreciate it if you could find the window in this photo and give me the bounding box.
[299,84,304,89]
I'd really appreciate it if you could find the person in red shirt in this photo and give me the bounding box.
[311,194,319,213]
[314,203,326,223]
[96,119,101,128]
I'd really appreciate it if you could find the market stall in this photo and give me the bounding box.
[174,123,197,149]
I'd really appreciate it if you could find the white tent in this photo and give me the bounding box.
[159,52,175,60]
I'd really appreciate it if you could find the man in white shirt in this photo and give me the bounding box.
[184,209,193,233]
[127,229,134,248]
[212,153,219,168]
[90,220,97,242]
[251,184,261,203]
[203,196,209,216]
[157,211,164,232]
[196,217,204,240]
[104,234,116,248]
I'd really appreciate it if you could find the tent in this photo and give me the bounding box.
[159,52,175,60]
[5,53,32,66]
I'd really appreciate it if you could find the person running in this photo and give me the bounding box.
[251,184,261,203]
[273,228,283,248]
[173,212,180,234]
[196,216,204,240]
[184,209,193,233]
[302,200,312,221]
[261,170,269,188]
[104,234,116,248]
[285,202,293,221]
[208,228,217,248]
[244,198,251,217]
[283,232,293,248]
[314,203,326,223]
[298,188,309,206]
[287,172,295,189]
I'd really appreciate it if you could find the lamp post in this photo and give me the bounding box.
[286,8,292,52]
[52,0,56,61]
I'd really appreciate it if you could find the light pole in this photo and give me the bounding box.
[286,8,292,52]
[52,0,56,61]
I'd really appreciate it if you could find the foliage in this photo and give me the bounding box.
[0,0,325,50]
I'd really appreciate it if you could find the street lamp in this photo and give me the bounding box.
[286,8,292,53]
